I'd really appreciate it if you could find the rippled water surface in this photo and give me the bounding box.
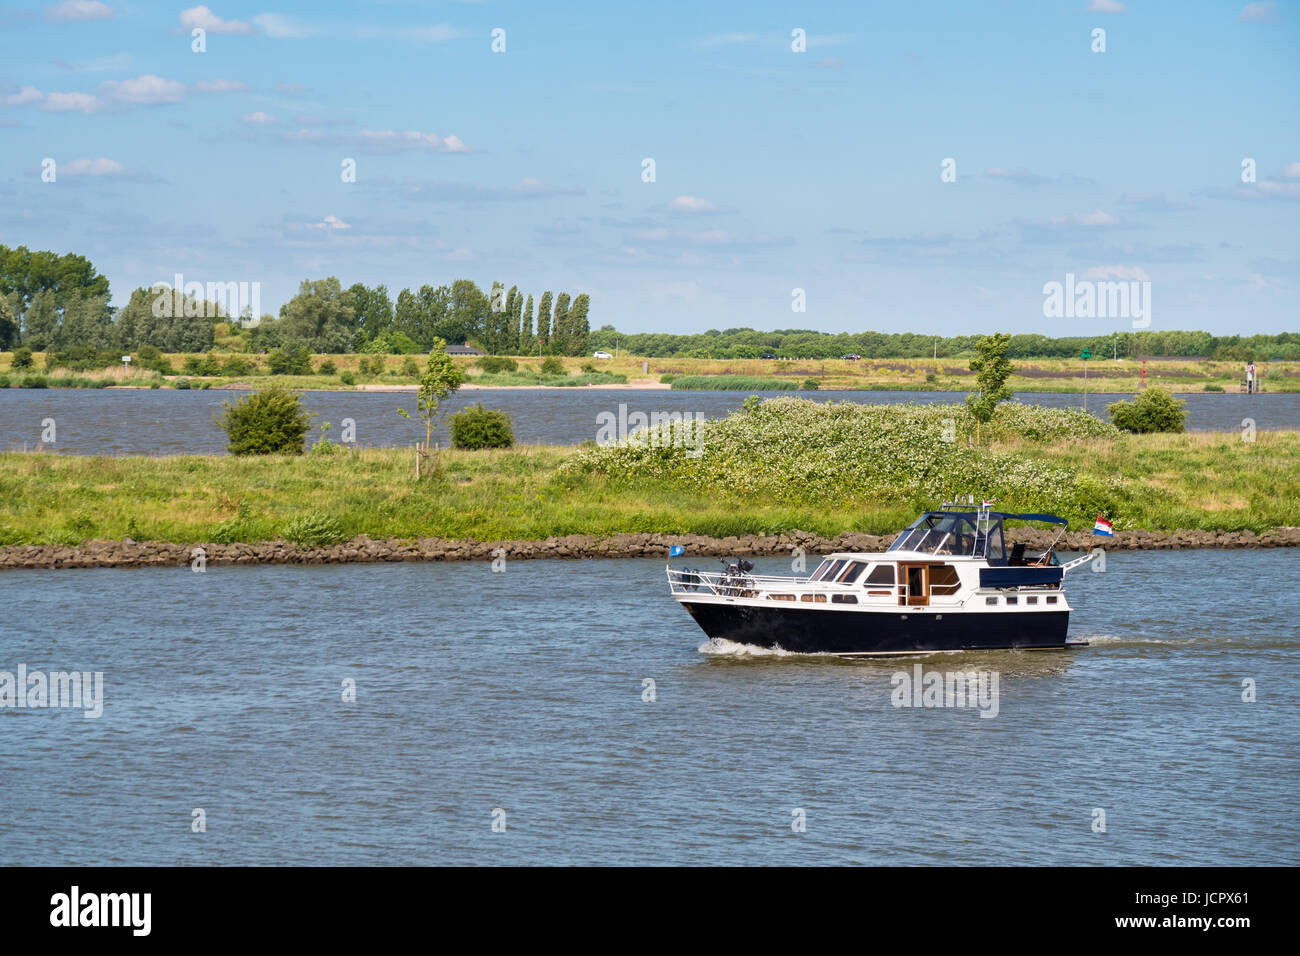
[1,550,1295,865]
[1,388,1295,455]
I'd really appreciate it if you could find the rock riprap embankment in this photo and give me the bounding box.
[1,528,1297,569]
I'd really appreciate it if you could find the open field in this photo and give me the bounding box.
[2,351,1296,393]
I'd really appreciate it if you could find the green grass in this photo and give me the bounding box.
[0,425,1297,546]
[670,375,799,391]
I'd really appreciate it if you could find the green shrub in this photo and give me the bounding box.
[476,356,518,374]
[266,346,312,376]
[182,355,203,375]
[1108,387,1187,433]
[317,359,337,375]
[0,375,8,388]
[11,347,33,369]
[174,377,192,389]
[281,511,346,547]
[802,378,820,390]
[219,386,314,455]
[1203,383,1224,392]
[401,357,420,378]
[46,346,119,372]
[221,356,252,376]
[660,373,678,384]
[580,362,598,373]
[339,370,356,385]
[200,354,221,376]
[449,403,515,449]
[21,375,47,388]
[540,356,565,375]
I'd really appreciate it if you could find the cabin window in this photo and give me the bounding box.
[1006,596,1018,605]
[985,596,998,606]
[800,593,827,603]
[1026,596,1038,605]
[864,564,895,586]
[1046,596,1058,604]
[768,594,795,602]
[927,564,961,596]
[831,594,858,604]
[811,559,845,582]
[836,561,867,584]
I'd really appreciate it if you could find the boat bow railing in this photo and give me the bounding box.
[667,567,810,597]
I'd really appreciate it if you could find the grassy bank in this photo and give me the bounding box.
[1,402,1297,546]
[3,350,1296,392]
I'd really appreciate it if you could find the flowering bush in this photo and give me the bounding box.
[563,398,1125,525]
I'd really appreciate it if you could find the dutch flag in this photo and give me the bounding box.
[1094,516,1114,537]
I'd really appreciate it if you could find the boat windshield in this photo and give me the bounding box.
[888,512,1003,559]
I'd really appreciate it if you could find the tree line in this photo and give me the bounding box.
[585,327,1300,362]
[251,278,592,356]
[3,244,1295,360]
[0,246,593,356]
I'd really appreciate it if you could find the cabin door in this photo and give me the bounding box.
[900,564,930,606]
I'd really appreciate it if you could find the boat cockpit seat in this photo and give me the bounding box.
[1008,543,1027,566]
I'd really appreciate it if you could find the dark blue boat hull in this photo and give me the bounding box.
[680,601,1070,655]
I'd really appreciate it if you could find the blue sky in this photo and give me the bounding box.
[1,0,1297,336]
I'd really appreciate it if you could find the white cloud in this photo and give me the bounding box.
[179,5,253,35]
[61,157,128,176]
[194,79,252,93]
[242,111,278,126]
[1237,2,1281,24]
[666,195,730,215]
[1257,180,1300,199]
[1086,0,1127,12]
[42,91,103,112]
[353,129,469,152]
[3,85,44,107]
[99,74,186,104]
[306,215,351,230]
[46,1,113,23]
[1282,162,1300,179]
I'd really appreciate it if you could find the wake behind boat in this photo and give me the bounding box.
[666,501,1097,657]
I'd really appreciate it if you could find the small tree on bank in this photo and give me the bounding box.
[1108,387,1186,433]
[219,386,313,455]
[966,332,1015,445]
[398,337,464,473]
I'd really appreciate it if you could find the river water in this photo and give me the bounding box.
[1,549,1295,865]
[1,388,1295,455]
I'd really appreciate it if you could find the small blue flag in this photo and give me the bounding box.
[669,545,685,558]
